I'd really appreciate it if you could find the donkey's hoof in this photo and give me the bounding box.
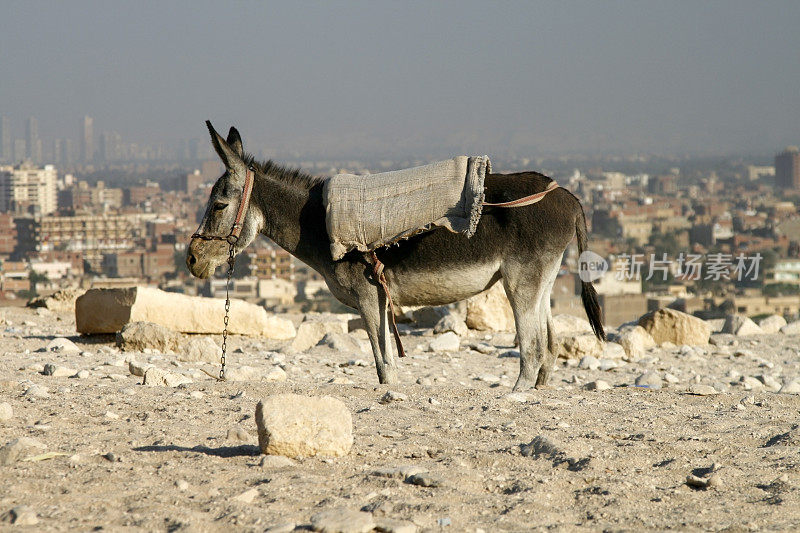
[512,377,537,392]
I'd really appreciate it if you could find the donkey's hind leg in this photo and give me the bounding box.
[503,256,560,391]
[358,288,399,385]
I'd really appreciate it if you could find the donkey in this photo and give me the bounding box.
[187,122,605,390]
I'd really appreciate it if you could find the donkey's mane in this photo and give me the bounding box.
[242,152,324,190]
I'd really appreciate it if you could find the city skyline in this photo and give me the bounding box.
[1,2,799,158]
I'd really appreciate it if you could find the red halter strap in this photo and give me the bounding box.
[191,168,255,244]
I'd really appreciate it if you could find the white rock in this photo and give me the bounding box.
[264,366,287,382]
[758,315,787,334]
[116,321,183,352]
[638,308,711,346]
[578,355,600,370]
[0,402,12,422]
[635,371,663,389]
[128,360,153,377]
[722,315,764,336]
[260,455,297,468]
[45,337,81,354]
[465,283,515,331]
[611,325,656,361]
[428,332,460,352]
[76,286,296,338]
[317,332,363,354]
[255,394,353,458]
[559,334,602,360]
[739,376,764,391]
[24,385,49,398]
[42,363,76,377]
[288,319,348,353]
[142,367,192,387]
[601,342,626,360]
[0,437,46,466]
[687,384,718,395]
[310,508,375,533]
[232,488,259,504]
[224,365,264,382]
[664,373,680,384]
[780,321,800,335]
[433,314,469,336]
[779,380,800,394]
[180,336,220,363]
[599,359,619,371]
[379,391,408,404]
[584,380,612,391]
[552,314,593,336]
[757,375,782,391]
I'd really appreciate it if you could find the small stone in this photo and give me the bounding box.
[635,372,662,390]
[318,332,364,354]
[74,370,91,379]
[433,314,468,337]
[310,507,376,533]
[406,473,445,487]
[189,391,205,399]
[374,518,418,533]
[373,465,427,479]
[265,366,287,382]
[428,397,440,405]
[598,359,618,371]
[45,337,81,354]
[142,367,192,387]
[265,523,297,533]
[476,374,500,384]
[23,385,49,398]
[180,336,220,363]
[471,342,495,355]
[416,377,433,386]
[739,376,764,391]
[578,355,600,370]
[175,480,190,491]
[428,332,461,352]
[260,455,296,468]
[224,365,264,382]
[584,380,612,391]
[0,402,12,422]
[42,363,77,377]
[0,506,38,526]
[757,375,782,391]
[128,360,153,377]
[105,411,119,419]
[779,380,800,395]
[0,437,46,466]
[664,373,680,384]
[379,391,408,404]
[687,384,718,396]
[232,488,259,504]
[504,392,531,402]
[226,425,252,443]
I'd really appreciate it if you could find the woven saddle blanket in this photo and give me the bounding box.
[323,156,491,261]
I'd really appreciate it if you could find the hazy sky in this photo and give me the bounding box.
[2,1,799,157]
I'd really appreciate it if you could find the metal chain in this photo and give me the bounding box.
[219,243,235,381]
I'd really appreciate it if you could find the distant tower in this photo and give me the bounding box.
[81,115,94,163]
[26,117,41,164]
[0,116,10,162]
[775,146,800,190]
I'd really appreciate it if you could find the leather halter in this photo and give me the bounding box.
[483,180,559,208]
[191,168,255,244]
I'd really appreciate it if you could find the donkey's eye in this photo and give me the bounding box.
[213,201,228,212]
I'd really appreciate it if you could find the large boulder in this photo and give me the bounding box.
[27,288,85,313]
[255,394,353,458]
[116,321,183,352]
[722,315,764,336]
[758,315,787,334]
[76,286,296,339]
[637,308,711,346]
[466,283,515,331]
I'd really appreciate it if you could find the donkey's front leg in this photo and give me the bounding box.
[359,290,399,385]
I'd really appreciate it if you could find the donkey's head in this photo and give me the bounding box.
[186,121,262,279]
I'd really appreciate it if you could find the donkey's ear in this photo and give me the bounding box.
[206,120,245,173]
[226,127,244,158]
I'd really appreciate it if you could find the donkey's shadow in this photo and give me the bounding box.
[134,443,259,458]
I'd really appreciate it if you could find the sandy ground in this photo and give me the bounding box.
[1,305,799,532]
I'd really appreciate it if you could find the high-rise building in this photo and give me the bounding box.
[0,116,10,162]
[13,139,26,163]
[0,162,58,215]
[775,146,800,190]
[26,117,41,164]
[81,116,94,163]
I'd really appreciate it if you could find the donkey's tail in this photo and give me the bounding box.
[575,206,606,341]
